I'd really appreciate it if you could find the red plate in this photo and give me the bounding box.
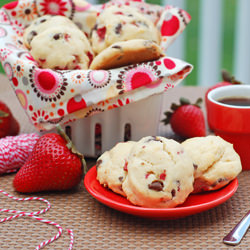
[84,166,239,220]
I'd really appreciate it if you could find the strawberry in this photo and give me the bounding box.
[0,101,20,138]
[9,115,20,136]
[0,101,11,138]
[205,69,241,106]
[162,97,206,138]
[13,126,87,193]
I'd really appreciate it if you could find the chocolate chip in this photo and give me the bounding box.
[27,30,37,44]
[176,180,181,191]
[40,18,47,23]
[218,178,224,183]
[171,189,176,197]
[212,177,227,187]
[96,159,102,169]
[118,176,123,182]
[112,45,122,49]
[193,164,198,170]
[146,136,162,143]
[115,23,122,34]
[148,180,164,191]
[53,33,63,40]
[30,30,37,37]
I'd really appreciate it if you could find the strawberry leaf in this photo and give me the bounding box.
[0,110,9,118]
[180,97,190,105]
[194,98,203,108]
[170,103,179,111]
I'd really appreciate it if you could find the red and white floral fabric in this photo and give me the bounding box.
[0,0,193,131]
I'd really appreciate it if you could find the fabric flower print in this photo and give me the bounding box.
[18,2,37,21]
[13,60,25,78]
[116,62,162,94]
[39,0,68,15]
[108,98,131,109]
[0,48,12,61]
[11,34,26,49]
[71,71,86,84]
[0,10,10,24]
[31,109,50,126]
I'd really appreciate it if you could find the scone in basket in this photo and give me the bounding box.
[0,0,193,156]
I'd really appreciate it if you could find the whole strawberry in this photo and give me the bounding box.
[205,69,241,107]
[162,97,206,138]
[13,126,87,193]
[0,101,20,138]
[0,102,11,138]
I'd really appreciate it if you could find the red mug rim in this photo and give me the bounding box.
[207,85,250,109]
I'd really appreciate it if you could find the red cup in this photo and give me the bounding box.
[207,85,250,170]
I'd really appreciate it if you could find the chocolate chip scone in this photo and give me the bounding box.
[23,15,79,49]
[30,26,94,70]
[91,5,161,55]
[182,135,242,193]
[122,136,194,208]
[90,39,162,70]
[96,141,136,197]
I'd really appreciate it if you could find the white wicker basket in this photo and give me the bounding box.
[62,93,163,157]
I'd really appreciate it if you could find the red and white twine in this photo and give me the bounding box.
[0,190,74,249]
[0,133,40,175]
[0,134,74,248]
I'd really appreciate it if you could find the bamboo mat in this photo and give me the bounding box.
[0,74,249,250]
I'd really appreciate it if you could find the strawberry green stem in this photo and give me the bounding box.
[0,110,9,117]
[0,110,9,124]
[221,69,242,84]
[56,124,87,175]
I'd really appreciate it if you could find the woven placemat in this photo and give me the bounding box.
[1,74,249,250]
[0,171,249,250]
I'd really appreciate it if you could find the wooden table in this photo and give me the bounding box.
[0,74,249,250]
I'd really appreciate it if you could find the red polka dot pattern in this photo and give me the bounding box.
[163,58,176,70]
[37,71,56,91]
[67,96,87,114]
[161,15,180,37]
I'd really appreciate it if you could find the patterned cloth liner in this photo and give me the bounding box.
[0,0,193,131]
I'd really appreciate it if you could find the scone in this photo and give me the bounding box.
[182,135,242,193]
[91,5,161,54]
[122,136,194,208]
[30,26,94,70]
[23,15,79,49]
[96,141,136,196]
[90,39,162,70]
